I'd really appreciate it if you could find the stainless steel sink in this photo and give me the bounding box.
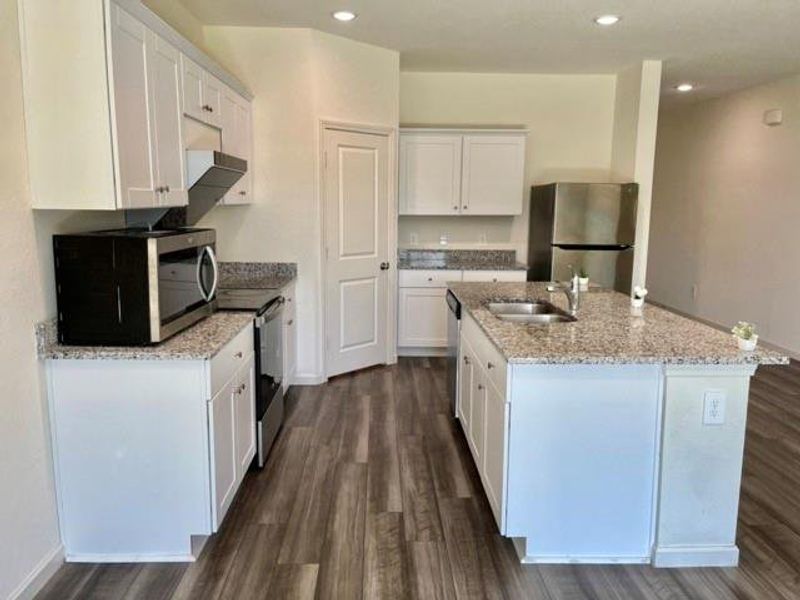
[486,301,576,323]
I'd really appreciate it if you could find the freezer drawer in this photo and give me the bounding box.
[552,247,634,293]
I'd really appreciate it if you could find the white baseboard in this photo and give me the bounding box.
[9,544,64,600]
[293,373,327,386]
[510,538,649,565]
[398,347,447,357]
[653,545,739,568]
[65,552,196,563]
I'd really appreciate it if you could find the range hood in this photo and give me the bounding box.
[183,150,247,224]
[129,150,247,230]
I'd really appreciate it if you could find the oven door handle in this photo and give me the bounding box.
[206,246,219,300]
[259,296,285,321]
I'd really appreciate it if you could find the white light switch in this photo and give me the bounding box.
[703,390,726,425]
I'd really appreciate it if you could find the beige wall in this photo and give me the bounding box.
[198,28,399,381]
[649,73,800,355]
[398,71,618,257]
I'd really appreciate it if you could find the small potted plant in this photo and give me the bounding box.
[578,268,590,291]
[732,321,758,351]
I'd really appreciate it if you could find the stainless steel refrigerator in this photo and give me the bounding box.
[527,183,638,293]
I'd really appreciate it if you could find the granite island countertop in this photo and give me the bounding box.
[37,311,255,361]
[398,249,527,271]
[448,281,789,366]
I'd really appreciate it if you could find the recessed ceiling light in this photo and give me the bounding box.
[332,10,357,22]
[594,14,620,26]
[676,83,694,92]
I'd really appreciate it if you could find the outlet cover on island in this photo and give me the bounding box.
[703,390,726,425]
[439,234,448,246]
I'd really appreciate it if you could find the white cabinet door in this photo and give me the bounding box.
[180,54,205,123]
[398,287,449,347]
[484,380,507,528]
[461,270,527,283]
[458,338,474,431]
[221,91,253,205]
[208,377,237,531]
[399,134,462,215]
[149,33,187,207]
[461,134,526,215]
[282,284,296,393]
[202,73,224,128]
[468,346,486,465]
[234,356,256,480]
[108,4,157,208]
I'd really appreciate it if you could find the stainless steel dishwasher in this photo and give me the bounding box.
[445,290,461,418]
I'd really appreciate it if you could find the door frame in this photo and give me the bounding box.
[318,119,398,379]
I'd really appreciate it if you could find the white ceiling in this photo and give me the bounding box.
[179,0,800,105]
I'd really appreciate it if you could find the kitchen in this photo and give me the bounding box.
[3,1,800,599]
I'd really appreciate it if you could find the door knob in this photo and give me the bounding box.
[380,262,390,271]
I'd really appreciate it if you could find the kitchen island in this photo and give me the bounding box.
[447,282,788,567]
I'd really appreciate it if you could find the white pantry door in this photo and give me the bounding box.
[324,128,390,377]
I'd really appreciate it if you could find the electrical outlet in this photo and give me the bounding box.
[479,232,488,244]
[703,390,726,425]
[691,284,698,301]
[439,234,448,246]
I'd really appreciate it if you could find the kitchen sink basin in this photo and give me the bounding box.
[486,301,577,324]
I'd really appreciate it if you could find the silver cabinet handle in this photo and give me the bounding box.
[287,319,293,326]
[203,104,214,113]
[380,262,390,271]
[477,384,484,391]
[234,351,243,359]
[462,205,468,210]
[164,185,170,193]
[238,190,247,196]
[487,362,495,370]
[453,205,458,210]
[427,277,433,282]
[463,355,470,365]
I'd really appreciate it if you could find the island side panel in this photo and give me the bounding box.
[654,364,756,567]
[506,364,662,563]
[47,358,211,562]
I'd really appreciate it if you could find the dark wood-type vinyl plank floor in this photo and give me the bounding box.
[36,358,800,599]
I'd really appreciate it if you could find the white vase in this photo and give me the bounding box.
[579,277,589,291]
[736,335,758,351]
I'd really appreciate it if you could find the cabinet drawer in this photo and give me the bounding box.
[209,323,254,397]
[463,313,507,397]
[399,269,462,288]
[461,270,527,283]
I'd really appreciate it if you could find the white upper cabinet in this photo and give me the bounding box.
[18,0,253,210]
[399,130,527,216]
[181,55,223,128]
[461,134,526,215]
[108,5,158,208]
[399,134,462,215]
[220,87,253,205]
[149,32,188,207]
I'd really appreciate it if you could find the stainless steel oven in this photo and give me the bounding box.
[254,296,285,467]
[53,228,218,345]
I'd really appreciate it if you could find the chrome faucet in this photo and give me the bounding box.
[547,266,581,315]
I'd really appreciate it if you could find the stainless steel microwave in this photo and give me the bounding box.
[53,228,218,345]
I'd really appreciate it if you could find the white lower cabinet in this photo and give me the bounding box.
[398,268,525,352]
[282,283,297,393]
[458,315,509,529]
[398,287,450,347]
[46,323,256,561]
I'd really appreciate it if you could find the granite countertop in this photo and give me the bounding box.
[398,249,527,271]
[37,312,255,361]
[218,261,297,290]
[448,282,789,366]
